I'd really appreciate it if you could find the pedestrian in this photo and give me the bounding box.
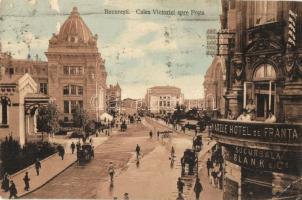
[176,192,184,200]
[157,131,160,139]
[89,137,93,144]
[135,144,141,160]
[1,172,9,192]
[123,192,129,200]
[9,180,17,199]
[91,146,95,159]
[149,131,153,139]
[108,162,115,183]
[76,141,81,151]
[35,158,41,176]
[23,172,30,191]
[206,158,212,177]
[70,142,75,154]
[194,178,203,200]
[59,145,65,160]
[177,177,185,193]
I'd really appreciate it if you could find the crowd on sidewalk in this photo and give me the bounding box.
[206,144,224,190]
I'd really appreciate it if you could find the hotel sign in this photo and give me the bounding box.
[211,119,302,144]
[224,144,302,174]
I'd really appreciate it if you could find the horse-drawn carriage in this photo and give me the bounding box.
[193,135,203,152]
[77,143,94,164]
[181,149,197,175]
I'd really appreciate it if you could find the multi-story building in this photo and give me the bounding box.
[106,83,121,116]
[145,86,184,114]
[211,1,302,199]
[183,99,204,110]
[120,98,143,115]
[0,7,108,144]
[203,56,226,113]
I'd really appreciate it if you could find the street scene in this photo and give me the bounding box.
[1,0,302,200]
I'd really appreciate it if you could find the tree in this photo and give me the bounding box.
[72,105,88,131]
[37,103,60,141]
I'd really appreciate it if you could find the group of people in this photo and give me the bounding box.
[226,99,276,123]
[1,158,42,199]
[176,177,203,200]
[206,146,224,190]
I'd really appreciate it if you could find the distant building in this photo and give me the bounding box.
[145,86,184,114]
[121,98,144,115]
[183,99,204,110]
[106,83,121,116]
[203,56,226,114]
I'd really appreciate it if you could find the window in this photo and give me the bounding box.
[63,86,69,95]
[63,66,69,75]
[160,101,162,106]
[64,101,69,114]
[63,66,83,75]
[70,67,76,75]
[71,101,76,113]
[254,64,276,80]
[63,85,83,96]
[167,101,170,107]
[1,98,10,125]
[78,101,83,108]
[251,1,277,27]
[70,85,77,95]
[78,86,83,95]
[40,83,48,95]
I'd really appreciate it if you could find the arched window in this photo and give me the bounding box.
[253,64,276,80]
[0,96,11,125]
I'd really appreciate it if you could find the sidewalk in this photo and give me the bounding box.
[0,153,77,199]
[0,136,108,199]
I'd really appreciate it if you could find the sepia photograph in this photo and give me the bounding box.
[0,0,302,199]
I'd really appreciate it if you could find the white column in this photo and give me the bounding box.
[0,103,2,124]
[34,109,38,133]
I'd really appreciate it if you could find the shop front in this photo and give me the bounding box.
[211,119,302,200]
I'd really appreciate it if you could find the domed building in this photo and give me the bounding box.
[46,7,107,122]
[0,7,108,145]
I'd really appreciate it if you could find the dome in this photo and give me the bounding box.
[58,7,94,44]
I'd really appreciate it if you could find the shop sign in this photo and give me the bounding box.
[224,144,302,174]
[211,119,302,144]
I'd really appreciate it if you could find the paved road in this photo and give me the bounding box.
[25,123,157,199]
[25,119,202,199]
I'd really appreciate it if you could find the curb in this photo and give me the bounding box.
[19,157,77,198]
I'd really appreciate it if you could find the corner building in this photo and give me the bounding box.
[212,1,302,199]
[46,7,107,121]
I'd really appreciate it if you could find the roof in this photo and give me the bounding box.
[58,7,94,44]
[149,86,180,90]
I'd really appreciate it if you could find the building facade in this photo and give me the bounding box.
[145,86,184,114]
[203,56,226,113]
[0,7,107,124]
[0,73,49,145]
[183,99,204,110]
[212,1,302,199]
[106,83,121,116]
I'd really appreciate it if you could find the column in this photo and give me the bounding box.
[0,103,2,124]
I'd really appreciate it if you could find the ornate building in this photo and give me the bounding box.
[203,56,226,113]
[0,7,108,144]
[46,7,107,122]
[211,1,302,199]
[145,86,184,114]
[106,83,121,116]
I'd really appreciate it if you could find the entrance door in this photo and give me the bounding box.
[256,94,275,118]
